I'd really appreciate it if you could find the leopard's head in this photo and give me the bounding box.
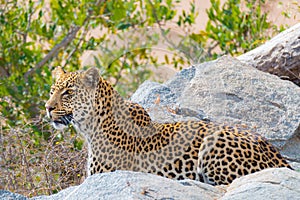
[45,67,100,130]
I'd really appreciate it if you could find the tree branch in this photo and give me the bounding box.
[24,0,106,81]
[62,24,89,68]
[24,26,80,81]
[147,0,200,64]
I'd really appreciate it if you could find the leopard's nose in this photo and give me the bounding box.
[46,106,55,113]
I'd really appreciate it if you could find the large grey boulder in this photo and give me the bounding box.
[0,190,28,200]
[131,56,300,169]
[221,168,300,200]
[3,168,298,200]
[29,168,299,200]
[31,171,224,200]
[238,23,300,86]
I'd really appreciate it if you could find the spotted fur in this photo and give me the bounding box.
[45,67,292,185]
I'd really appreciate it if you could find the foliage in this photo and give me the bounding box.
[0,0,196,196]
[189,0,275,58]
[0,0,288,197]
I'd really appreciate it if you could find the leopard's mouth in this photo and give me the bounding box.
[49,113,73,130]
[54,114,73,126]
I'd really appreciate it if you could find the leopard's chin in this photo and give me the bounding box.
[51,114,73,130]
[51,121,68,130]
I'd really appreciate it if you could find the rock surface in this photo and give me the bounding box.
[131,56,300,169]
[238,23,300,86]
[0,190,27,200]
[221,168,300,200]
[31,171,223,200]
[6,168,294,200]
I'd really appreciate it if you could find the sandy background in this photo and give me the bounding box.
[80,0,300,81]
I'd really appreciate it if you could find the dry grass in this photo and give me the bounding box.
[0,118,87,197]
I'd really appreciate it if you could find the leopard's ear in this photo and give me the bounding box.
[52,66,65,80]
[81,67,100,88]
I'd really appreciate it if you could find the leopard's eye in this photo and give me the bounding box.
[61,89,74,96]
[50,86,55,95]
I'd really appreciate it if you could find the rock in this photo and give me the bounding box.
[31,171,224,200]
[220,168,300,200]
[30,169,299,200]
[238,23,300,86]
[0,190,28,200]
[131,56,300,169]
[1,169,294,200]
[130,65,209,123]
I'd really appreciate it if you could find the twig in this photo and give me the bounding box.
[62,23,89,68]
[14,128,36,192]
[24,26,80,81]
[23,2,35,43]
[147,0,196,63]
[24,0,106,80]
[114,52,128,86]
[207,41,219,57]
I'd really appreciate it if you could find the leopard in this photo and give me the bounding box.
[45,66,292,185]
